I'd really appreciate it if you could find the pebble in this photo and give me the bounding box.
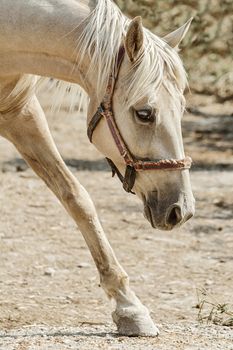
[77,262,91,268]
[44,267,56,276]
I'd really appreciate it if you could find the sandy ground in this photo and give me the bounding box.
[0,91,232,349]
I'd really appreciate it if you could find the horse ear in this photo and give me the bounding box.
[125,16,144,62]
[163,18,193,49]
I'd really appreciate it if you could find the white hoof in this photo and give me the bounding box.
[112,307,159,337]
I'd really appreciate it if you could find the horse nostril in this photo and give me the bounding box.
[166,205,182,226]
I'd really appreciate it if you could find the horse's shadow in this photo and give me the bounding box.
[1,156,233,173]
[0,328,118,339]
[1,157,109,173]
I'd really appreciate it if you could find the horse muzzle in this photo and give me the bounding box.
[143,193,195,230]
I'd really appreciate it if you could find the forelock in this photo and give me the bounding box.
[121,28,187,109]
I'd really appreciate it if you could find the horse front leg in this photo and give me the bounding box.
[1,95,159,336]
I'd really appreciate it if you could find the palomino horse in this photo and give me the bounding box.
[0,0,195,336]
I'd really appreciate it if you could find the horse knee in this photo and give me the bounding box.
[61,188,76,204]
[61,185,97,221]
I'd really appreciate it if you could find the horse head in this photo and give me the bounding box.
[88,15,195,230]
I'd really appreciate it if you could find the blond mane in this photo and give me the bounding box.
[75,0,187,107]
[5,0,187,113]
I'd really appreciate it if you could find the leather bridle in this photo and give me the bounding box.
[87,46,192,194]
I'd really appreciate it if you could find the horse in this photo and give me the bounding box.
[0,0,195,336]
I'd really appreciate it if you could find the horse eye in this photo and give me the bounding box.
[135,107,155,123]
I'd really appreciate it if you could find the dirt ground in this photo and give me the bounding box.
[0,90,232,349]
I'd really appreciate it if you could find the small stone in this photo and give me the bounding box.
[204,279,213,286]
[44,267,55,276]
[213,199,225,207]
[77,262,91,268]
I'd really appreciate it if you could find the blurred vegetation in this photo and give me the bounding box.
[114,0,233,100]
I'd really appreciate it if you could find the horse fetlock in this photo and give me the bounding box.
[100,269,129,298]
[112,303,159,337]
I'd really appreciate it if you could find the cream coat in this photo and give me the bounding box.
[0,0,194,336]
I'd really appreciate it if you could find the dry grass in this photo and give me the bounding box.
[196,288,233,327]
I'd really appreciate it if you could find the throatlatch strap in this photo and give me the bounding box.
[106,158,124,182]
[106,158,135,194]
[87,105,104,142]
[123,165,136,193]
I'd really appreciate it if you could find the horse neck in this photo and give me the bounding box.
[0,0,99,95]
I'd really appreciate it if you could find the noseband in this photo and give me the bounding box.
[87,46,192,194]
